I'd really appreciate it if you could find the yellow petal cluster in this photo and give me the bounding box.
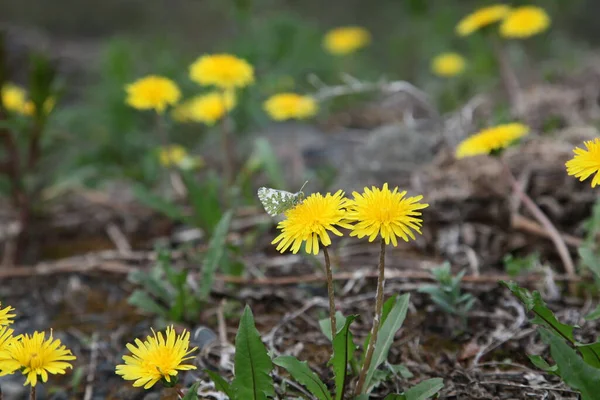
[173,91,236,125]
[0,331,76,387]
[431,53,467,77]
[0,303,15,327]
[456,4,510,36]
[1,84,28,114]
[323,26,371,55]
[115,325,197,389]
[455,123,529,159]
[189,54,254,89]
[500,6,551,38]
[263,93,318,121]
[272,190,352,255]
[158,145,188,167]
[566,138,600,188]
[125,75,181,113]
[345,183,428,247]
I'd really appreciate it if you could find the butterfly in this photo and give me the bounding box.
[258,182,308,216]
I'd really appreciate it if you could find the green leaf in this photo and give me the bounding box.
[127,290,168,318]
[330,315,357,400]
[389,363,414,379]
[540,328,600,400]
[127,269,171,304]
[383,395,402,400]
[253,138,286,189]
[273,356,332,400]
[585,303,600,321]
[199,210,233,300]
[182,382,201,400]
[403,378,444,400]
[362,296,397,355]
[181,170,223,234]
[578,246,600,280]
[364,294,410,392]
[528,355,557,374]
[133,183,190,224]
[576,342,600,369]
[232,306,275,400]
[206,370,234,398]
[319,311,347,342]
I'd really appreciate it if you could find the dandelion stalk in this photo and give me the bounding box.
[220,90,235,194]
[355,237,386,395]
[501,158,576,284]
[322,247,337,338]
[29,386,35,400]
[490,37,523,116]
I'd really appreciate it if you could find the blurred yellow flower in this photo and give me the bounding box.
[174,91,236,125]
[456,4,510,36]
[23,97,56,117]
[346,183,428,247]
[0,326,17,375]
[565,138,600,188]
[125,75,181,113]
[115,326,197,389]
[0,303,15,327]
[431,52,467,77]
[189,54,254,89]
[272,190,352,255]
[323,26,371,55]
[500,6,550,38]
[158,145,187,167]
[263,93,318,121]
[1,84,28,114]
[0,331,76,387]
[455,123,529,159]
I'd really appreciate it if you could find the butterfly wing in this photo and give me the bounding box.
[258,187,298,216]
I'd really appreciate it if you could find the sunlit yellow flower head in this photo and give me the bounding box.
[115,325,197,389]
[323,26,371,55]
[158,145,187,167]
[173,91,236,125]
[455,123,529,159]
[456,4,510,36]
[431,52,467,77]
[345,183,428,247]
[0,326,17,372]
[500,6,551,38]
[0,331,76,386]
[1,84,28,114]
[125,75,181,113]
[272,190,352,255]
[0,303,16,327]
[566,138,600,188]
[263,93,318,121]
[23,97,56,117]
[189,54,254,89]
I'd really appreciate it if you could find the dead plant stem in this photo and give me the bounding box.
[355,237,386,395]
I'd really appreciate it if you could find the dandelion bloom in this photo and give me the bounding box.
[323,26,371,55]
[189,54,254,89]
[346,183,428,247]
[566,138,600,188]
[263,93,318,121]
[115,326,197,389]
[158,145,188,167]
[23,97,56,117]
[0,303,15,327]
[500,6,550,38]
[1,84,28,114]
[431,53,467,77]
[0,326,17,372]
[455,123,529,159]
[456,4,510,36]
[272,190,352,255]
[174,91,236,125]
[125,75,181,113]
[0,331,76,387]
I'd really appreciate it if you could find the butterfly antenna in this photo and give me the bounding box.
[299,180,309,193]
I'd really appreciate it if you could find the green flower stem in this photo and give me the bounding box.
[490,36,523,116]
[29,386,35,400]
[322,246,337,339]
[355,237,386,395]
[501,158,576,285]
[176,388,185,399]
[220,90,234,189]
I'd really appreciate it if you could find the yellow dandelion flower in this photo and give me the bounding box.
[1,84,28,114]
[158,145,188,167]
[456,4,510,36]
[115,325,197,389]
[455,122,529,159]
[0,303,16,327]
[566,138,600,188]
[323,26,371,55]
[272,190,352,255]
[189,54,254,89]
[23,97,56,117]
[178,91,236,125]
[0,326,18,374]
[0,331,76,387]
[263,93,318,121]
[500,6,551,39]
[431,52,467,77]
[125,75,181,113]
[346,183,428,247]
